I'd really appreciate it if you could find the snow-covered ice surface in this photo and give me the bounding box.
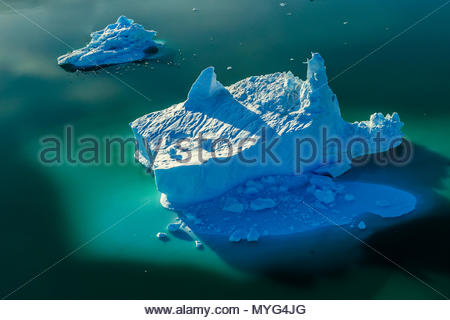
[131,53,416,245]
[58,16,165,71]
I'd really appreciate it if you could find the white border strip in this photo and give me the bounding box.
[0,300,449,320]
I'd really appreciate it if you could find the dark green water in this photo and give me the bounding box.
[0,0,449,299]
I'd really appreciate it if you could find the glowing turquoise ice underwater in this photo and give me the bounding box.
[0,0,449,298]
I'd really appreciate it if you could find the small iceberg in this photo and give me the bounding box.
[195,240,203,249]
[156,232,168,241]
[358,221,367,230]
[57,16,165,71]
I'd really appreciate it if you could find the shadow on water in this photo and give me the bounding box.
[0,133,258,299]
[169,229,194,241]
[0,134,67,298]
[187,142,450,296]
[2,134,448,298]
[352,143,450,278]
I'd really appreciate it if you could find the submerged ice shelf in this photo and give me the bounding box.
[57,16,164,71]
[177,173,416,240]
[131,53,416,242]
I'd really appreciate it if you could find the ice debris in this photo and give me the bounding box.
[247,228,260,242]
[58,16,164,71]
[195,240,203,248]
[314,162,351,178]
[313,188,335,204]
[250,198,277,211]
[357,221,367,230]
[167,222,182,232]
[175,174,416,239]
[229,230,242,242]
[223,198,244,213]
[156,232,168,240]
[310,175,335,189]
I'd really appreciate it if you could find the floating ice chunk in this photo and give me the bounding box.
[226,66,233,70]
[280,2,287,7]
[247,228,260,242]
[167,222,182,232]
[313,189,336,204]
[156,232,168,240]
[250,198,277,211]
[195,240,203,248]
[192,8,200,12]
[314,162,352,178]
[344,193,355,201]
[229,230,242,242]
[358,221,367,230]
[58,16,164,71]
[310,174,335,189]
[223,198,244,213]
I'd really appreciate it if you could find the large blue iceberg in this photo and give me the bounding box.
[58,16,164,71]
[131,53,416,241]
